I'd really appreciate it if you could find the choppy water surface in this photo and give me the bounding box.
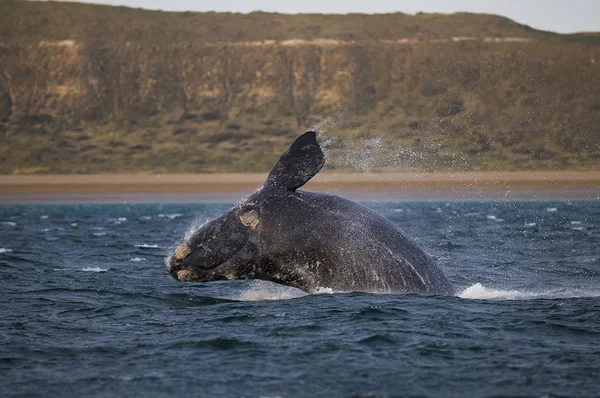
[1,201,599,397]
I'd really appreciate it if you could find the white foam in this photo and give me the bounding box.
[236,281,307,301]
[237,290,304,301]
[236,284,342,301]
[459,283,539,300]
[140,216,152,221]
[524,222,537,227]
[80,267,108,272]
[2,221,16,226]
[70,223,78,227]
[117,217,127,222]
[0,248,13,254]
[459,283,600,300]
[93,232,106,237]
[486,215,504,222]
[570,221,581,225]
[312,287,336,294]
[546,207,558,212]
[571,226,585,231]
[135,244,160,249]
[128,257,147,262]
[40,215,49,219]
[158,213,183,220]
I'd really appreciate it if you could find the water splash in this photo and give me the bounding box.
[235,280,307,301]
[312,287,336,294]
[311,110,468,172]
[459,283,600,300]
[183,217,211,242]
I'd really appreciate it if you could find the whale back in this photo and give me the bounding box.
[254,189,454,295]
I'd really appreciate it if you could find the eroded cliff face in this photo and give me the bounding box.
[0,2,599,173]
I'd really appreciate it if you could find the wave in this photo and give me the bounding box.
[128,257,147,262]
[51,267,109,272]
[135,244,161,249]
[80,267,108,272]
[459,283,600,300]
[42,227,56,232]
[0,248,13,254]
[158,213,183,220]
[230,281,600,302]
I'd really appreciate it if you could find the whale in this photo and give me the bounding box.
[167,131,454,295]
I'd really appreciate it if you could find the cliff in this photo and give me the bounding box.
[0,1,599,173]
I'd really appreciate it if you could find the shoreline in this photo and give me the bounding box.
[1,172,599,203]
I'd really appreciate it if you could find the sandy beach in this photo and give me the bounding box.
[1,171,599,203]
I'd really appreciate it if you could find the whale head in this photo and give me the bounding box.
[166,130,325,283]
[166,202,261,282]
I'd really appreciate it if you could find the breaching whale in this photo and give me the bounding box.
[167,131,454,295]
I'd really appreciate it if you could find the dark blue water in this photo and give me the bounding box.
[1,200,599,397]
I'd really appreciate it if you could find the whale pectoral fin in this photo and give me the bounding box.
[265,130,325,191]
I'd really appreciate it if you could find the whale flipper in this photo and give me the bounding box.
[265,130,325,191]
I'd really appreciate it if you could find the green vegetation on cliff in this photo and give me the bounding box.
[0,0,598,173]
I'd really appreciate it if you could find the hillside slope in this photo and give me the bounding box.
[0,1,599,173]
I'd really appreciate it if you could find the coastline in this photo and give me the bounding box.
[1,171,599,203]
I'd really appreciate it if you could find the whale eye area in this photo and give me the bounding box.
[239,209,260,230]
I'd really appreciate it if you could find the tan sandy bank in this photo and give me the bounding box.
[0,172,599,202]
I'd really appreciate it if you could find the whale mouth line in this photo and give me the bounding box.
[169,260,237,282]
[167,244,228,280]
[175,269,199,282]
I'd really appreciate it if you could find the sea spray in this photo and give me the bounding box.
[311,110,468,172]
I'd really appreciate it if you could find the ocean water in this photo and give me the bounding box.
[1,200,599,397]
